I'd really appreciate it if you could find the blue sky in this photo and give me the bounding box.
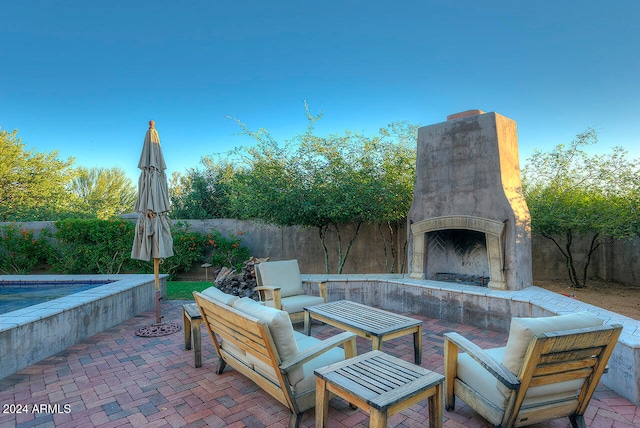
[2,1,639,182]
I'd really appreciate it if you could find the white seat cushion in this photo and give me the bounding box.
[232,297,305,384]
[457,346,583,411]
[245,354,279,384]
[220,340,250,364]
[201,286,239,306]
[264,294,325,314]
[497,311,603,397]
[502,311,604,376]
[289,332,345,394]
[257,260,305,298]
[457,347,507,409]
[243,331,345,393]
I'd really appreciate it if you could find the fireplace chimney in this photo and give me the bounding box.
[407,111,532,290]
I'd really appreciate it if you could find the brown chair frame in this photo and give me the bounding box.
[444,323,622,427]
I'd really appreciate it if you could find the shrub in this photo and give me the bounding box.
[0,224,54,274]
[2,219,251,279]
[207,229,251,271]
[158,221,208,280]
[52,218,141,274]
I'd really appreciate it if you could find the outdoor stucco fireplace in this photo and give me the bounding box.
[407,110,532,290]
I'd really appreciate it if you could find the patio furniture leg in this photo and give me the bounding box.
[428,382,443,428]
[443,336,457,411]
[414,326,423,364]
[288,411,303,428]
[372,336,382,352]
[183,308,191,351]
[216,358,227,375]
[315,377,330,427]
[192,318,202,368]
[303,310,312,336]
[570,414,587,428]
[370,409,388,428]
[182,303,203,367]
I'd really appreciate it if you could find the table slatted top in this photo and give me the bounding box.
[183,303,202,319]
[315,350,443,411]
[305,300,421,335]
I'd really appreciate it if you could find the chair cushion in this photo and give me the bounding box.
[502,311,604,376]
[232,297,305,385]
[221,340,250,364]
[264,294,325,314]
[458,347,583,412]
[290,331,346,394]
[244,331,345,392]
[201,286,239,306]
[458,347,507,409]
[257,260,305,298]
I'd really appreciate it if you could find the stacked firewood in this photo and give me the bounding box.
[213,256,269,299]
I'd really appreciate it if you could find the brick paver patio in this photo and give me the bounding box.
[1,300,638,428]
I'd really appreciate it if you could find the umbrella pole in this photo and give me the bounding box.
[154,258,162,325]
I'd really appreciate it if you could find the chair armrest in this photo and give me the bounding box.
[302,280,328,302]
[279,332,357,373]
[444,332,519,390]
[254,286,282,310]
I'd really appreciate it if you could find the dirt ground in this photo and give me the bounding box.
[535,279,640,320]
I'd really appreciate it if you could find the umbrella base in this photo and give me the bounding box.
[135,322,181,337]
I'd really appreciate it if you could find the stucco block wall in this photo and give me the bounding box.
[3,220,640,284]
[183,219,640,285]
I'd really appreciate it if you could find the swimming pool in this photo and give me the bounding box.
[0,274,164,380]
[0,280,112,314]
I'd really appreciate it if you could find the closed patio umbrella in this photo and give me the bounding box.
[131,120,177,335]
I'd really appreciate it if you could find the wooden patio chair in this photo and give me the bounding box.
[444,311,622,428]
[254,259,327,323]
[194,291,357,428]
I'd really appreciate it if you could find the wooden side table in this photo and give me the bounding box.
[314,350,444,428]
[182,303,203,367]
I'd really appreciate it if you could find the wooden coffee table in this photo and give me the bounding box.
[304,300,423,364]
[314,350,444,427]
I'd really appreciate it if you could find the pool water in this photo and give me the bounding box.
[0,281,111,314]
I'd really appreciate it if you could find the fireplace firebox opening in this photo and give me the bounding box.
[410,215,507,289]
[427,229,490,287]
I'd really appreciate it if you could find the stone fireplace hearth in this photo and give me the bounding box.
[407,110,532,290]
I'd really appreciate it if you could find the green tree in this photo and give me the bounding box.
[224,105,417,273]
[522,129,640,288]
[372,121,418,273]
[69,166,137,219]
[0,129,76,221]
[169,161,238,219]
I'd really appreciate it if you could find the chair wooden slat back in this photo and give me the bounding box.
[198,296,273,360]
[193,291,358,428]
[445,321,622,428]
[504,324,622,427]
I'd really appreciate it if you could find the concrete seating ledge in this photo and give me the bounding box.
[301,273,640,407]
